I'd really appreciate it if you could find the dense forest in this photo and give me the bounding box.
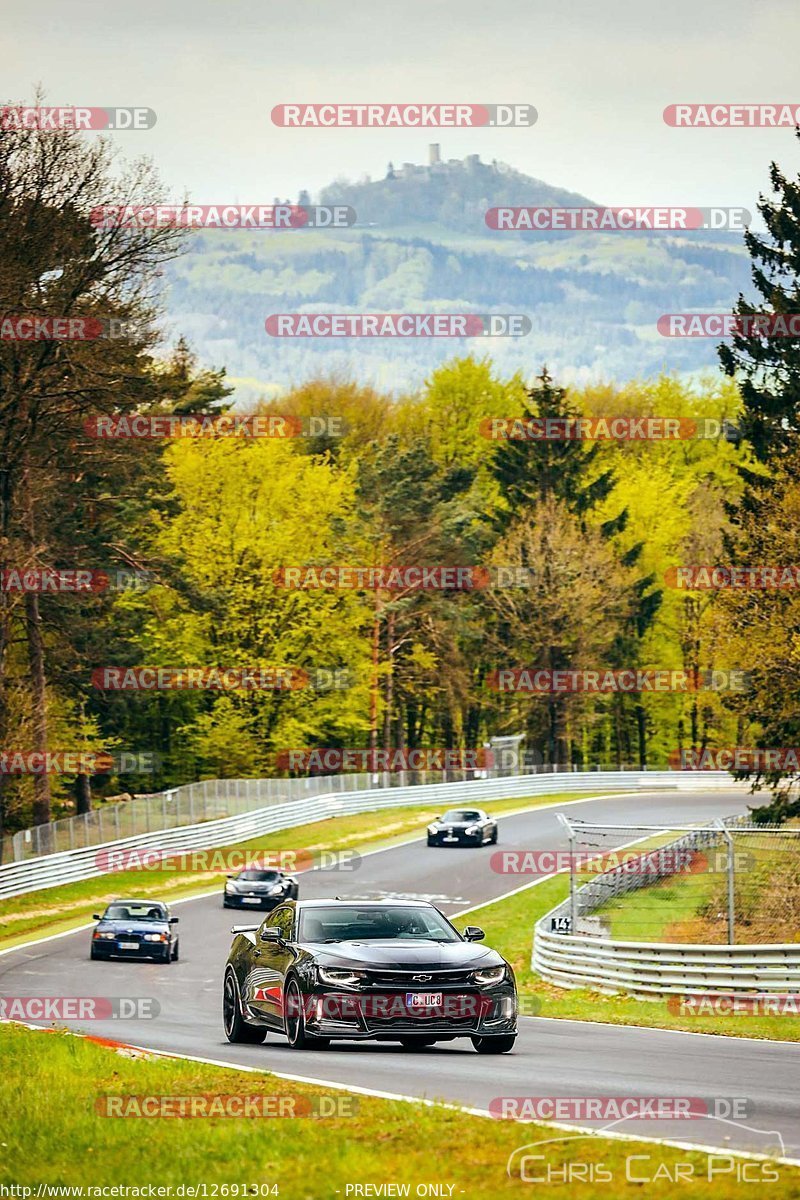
[2,116,800,846]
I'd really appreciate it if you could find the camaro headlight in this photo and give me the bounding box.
[93,931,115,940]
[144,933,168,942]
[465,825,480,835]
[224,883,237,894]
[427,824,440,834]
[472,965,506,985]
[269,884,284,895]
[317,967,366,987]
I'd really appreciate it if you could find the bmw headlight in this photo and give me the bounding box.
[94,931,115,940]
[472,965,506,985]
[144,933,168,942]
[317,967,366,988]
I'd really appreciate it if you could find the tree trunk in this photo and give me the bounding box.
[75,772,92,815]
[369,605,380,755]
[25,589,51,828]
[383,609,395,752]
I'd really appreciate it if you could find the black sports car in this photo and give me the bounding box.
[90,899,179,962]
[223,868,299,909]
[427,808,498,847]
[223,898,517,1053]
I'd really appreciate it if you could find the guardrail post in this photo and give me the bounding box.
[720,823,736,945]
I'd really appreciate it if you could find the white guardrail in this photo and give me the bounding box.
[533,814,800,996]
[0,769,735,901]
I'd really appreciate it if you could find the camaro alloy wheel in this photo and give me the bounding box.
[223,968,267,1044]
[284,978,329,1050]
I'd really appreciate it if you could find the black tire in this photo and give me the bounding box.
[490,828,498,844]
[172,940,179,961]
[223,968,267,1044]
[471,1034,516,1054]
[427,837,436,847]
[284,978,329,1050]
[399,1038,437,1050]
[161,946,172,964]
[90,945,100,960]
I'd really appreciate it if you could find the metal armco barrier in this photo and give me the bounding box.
[0,769,734,900]
[533,815,800,996]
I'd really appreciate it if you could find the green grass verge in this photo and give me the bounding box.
[452,875,800,1042]
[1,1024,794,1195]
[0,791,607,950]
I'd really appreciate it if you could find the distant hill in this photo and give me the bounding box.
[164,151,751,398]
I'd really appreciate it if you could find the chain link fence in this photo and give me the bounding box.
[556,816,800,946]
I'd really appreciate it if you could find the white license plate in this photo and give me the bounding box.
[405,992,443,1007]
[242,897,262,904]
[119,941,139,950]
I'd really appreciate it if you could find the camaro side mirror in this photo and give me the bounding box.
[169,917,179,925]
[463,926,485,941]
[260,927,282,942]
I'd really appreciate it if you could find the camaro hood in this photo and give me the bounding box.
[310,939,502,970]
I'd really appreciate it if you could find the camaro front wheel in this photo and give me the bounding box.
[223,968,267,1044]
[284,979,329,1050]
[471,1034,516,1054]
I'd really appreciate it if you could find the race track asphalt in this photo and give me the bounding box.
[3,788,799,1159]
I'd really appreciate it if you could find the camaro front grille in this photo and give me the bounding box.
[365,969,476,987]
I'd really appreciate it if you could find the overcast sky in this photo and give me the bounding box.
[4,0,800,211]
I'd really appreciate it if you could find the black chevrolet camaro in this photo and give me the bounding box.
[223,898,517,1053]
[223,868,299,909]
[90,899,180,962]
[427,808,498,847]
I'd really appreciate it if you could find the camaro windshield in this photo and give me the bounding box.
[237,871,280,882]
[441,810,481,822]
[103,904,167,921]
[298,905,460,943]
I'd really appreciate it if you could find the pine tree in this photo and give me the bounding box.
[718,131,800,464]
